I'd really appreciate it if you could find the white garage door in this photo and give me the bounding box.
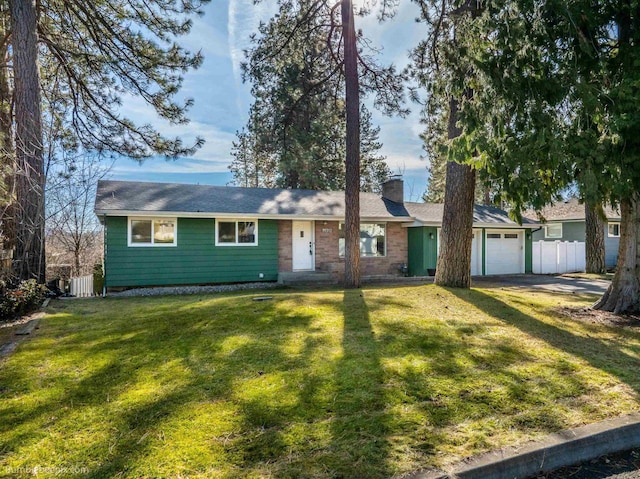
[485,230,524,275]
[437,228,483,275]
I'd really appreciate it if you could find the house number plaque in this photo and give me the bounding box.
[322,228,332,233]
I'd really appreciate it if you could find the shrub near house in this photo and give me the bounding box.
[0,280,46,321]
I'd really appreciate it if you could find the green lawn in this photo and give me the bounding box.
[1,285,640,478]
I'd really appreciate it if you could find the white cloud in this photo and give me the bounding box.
[180,6,230,59]
[384,153,428,173]
[227,0,278,88]
[117,92,238,163]
[113,155,231,175]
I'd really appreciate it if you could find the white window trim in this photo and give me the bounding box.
[128,217,177,247]
[339,222,387,258]
[608,222,620,238]
[545,223,563,239]
[215,219,259,246]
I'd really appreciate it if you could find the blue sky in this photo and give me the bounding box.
[111,0,429,201]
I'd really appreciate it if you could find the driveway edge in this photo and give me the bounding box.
[405,413,640,479]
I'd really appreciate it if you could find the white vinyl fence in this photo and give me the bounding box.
[70,274,94,298]
[532,241,586,274]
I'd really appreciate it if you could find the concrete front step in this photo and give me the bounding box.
[277,271,335,285]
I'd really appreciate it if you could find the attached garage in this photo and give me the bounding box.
[484,230,525,275]
[406,202,537,278]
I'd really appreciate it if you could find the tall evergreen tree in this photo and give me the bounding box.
[231,0,392,193]
[448,0,640,312]
[3,0,208,280]
[341,0,361,287]
[585,202,606,274]
[10,0,45,281]
[410,0,482,288]
[234,0,405,288]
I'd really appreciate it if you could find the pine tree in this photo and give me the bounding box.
[230,0,392,193]
[410,0,482,288]
[3,0,208,281]
[585,202,606,274]
[10,0,45,281]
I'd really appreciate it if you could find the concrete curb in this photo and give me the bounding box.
[404,413,640,479]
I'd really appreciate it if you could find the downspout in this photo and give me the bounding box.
[102,214,107,297]
[481,228,486,275]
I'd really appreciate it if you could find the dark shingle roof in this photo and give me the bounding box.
[95,180,411,220]
[523,197,620,222]
[95,180,538,227]
[405,202,537,226]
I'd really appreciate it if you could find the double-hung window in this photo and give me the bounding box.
[216,220,258,246]
[608,222,620,237]
[128,218,176,246]
[339,223,386,257]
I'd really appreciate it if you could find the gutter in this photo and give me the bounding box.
[93,210,415,223]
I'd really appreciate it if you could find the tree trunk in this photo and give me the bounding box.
[74,245,82,277]
[585,202,606,274]
[434,97,476,288]
[593,194,640,313]
[10,0,45,282]
[342,0,361,288]
[0,12,15,258]
[483,187,491,206]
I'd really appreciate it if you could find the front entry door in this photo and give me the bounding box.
[292,221,314,271]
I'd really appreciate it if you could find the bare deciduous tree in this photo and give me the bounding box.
[46,155,109,277]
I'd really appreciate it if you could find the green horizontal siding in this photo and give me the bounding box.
[105,217,278,288]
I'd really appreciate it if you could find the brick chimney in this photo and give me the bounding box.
[381,175,404,203]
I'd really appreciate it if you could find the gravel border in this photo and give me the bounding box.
[108,282,281,298]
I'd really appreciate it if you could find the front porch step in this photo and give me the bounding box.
[278,271,335,285]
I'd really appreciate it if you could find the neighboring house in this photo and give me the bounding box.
[525,198,620,268]
[94,178,539,290]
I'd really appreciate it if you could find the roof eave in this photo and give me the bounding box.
[94,209,413,222]
[406,220,540,228]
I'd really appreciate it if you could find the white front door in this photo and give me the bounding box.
[292,221,314,271]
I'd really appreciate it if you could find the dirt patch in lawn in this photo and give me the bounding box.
[556,306,640,328]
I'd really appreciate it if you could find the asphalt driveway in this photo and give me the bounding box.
[472,274,610,296]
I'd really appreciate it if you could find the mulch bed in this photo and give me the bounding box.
[556,306,640,328]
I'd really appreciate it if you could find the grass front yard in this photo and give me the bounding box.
[1,284,640,478]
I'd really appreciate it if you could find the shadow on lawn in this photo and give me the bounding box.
[450,287,640,396]
[0,293,327,478]
[326,290,391,478]
[71,290,393,478]
[7,286,638,477]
